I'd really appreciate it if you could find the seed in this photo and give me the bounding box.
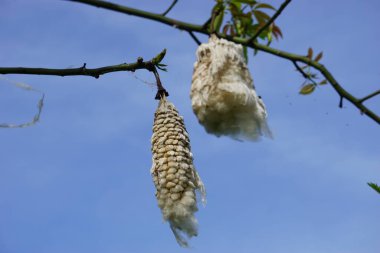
[166,174,175,181]
[168,168,177,174]
[172,185,184,193]
[168,161,177,167]
[170,193,180,201]
[166,182,176,188]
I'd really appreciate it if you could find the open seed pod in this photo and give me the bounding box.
[151,96,206,247]
[191,34,272,141]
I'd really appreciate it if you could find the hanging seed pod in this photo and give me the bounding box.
[151,96,206,247]
[191,34,272,141]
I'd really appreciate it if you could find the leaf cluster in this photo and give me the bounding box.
[210,0,283,61]
[299,47,328,95]
[213,0,282,44]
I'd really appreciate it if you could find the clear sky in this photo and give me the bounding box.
[0,0,379,252]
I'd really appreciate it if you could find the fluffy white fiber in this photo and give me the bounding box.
[191,34,272,141]
[151,97,206,247]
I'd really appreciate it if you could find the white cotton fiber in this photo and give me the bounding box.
[191,34,272,141]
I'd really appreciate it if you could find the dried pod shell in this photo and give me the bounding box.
[191,34,272,141]
[151,96,206,247]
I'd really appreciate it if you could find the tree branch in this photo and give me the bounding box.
[358,90,380,103]
[69,0,204,33]
[248,0,292,44]
[0,50,167,78]
[162,0,178,16]
[63,0,380,124]
[292,60,318,86]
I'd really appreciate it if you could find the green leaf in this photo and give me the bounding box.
[213,11,224,33]
[319,79,328,85]
[229,2,242,17]
[255,3,276,10]
[368,182,380,194]
[230,0,241,9]
[243,46,248,63]
[307,47,313,59]
[212,3,225,33]
[246,23,259,36]
[314,51,323,62]
[232,0,257,5]
[152,49,167,64]
[266,25,273,44]
[253,10,270,24]
[299,84,316,95]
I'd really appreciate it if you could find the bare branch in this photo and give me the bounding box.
[68,0,204,33]
[0,50,167,78]
[358,90,380,103]
[162,0,178,16]
[248,0,292,44]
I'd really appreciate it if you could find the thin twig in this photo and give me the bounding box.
[69,0,204,33]
[358,89,380,103]
[248,0,291,44]
[292,61,318,86]
[0,50,167,78]
[162,0,178,16]
[188,31,201,45]
[202,17,212,30]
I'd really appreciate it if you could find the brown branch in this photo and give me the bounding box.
[0,50,167,78]
[162,0,178,16]
[61,0,380,124]
[248,0,292,44]
[358,90,380,103]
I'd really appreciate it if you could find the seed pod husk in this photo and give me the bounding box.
[151,96,206,247]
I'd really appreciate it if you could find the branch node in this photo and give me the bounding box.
[146,63,169,100]
[358,89,380,103]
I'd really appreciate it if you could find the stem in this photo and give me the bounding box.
[69,0,204,33]
[358,90,380,103]
[0,50,166,78]
[292,60,318,86]
[188,31,201,45]
[248,0,292,43]
[162,0,178,16]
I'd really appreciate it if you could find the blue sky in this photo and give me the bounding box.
[0,0,379,252]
